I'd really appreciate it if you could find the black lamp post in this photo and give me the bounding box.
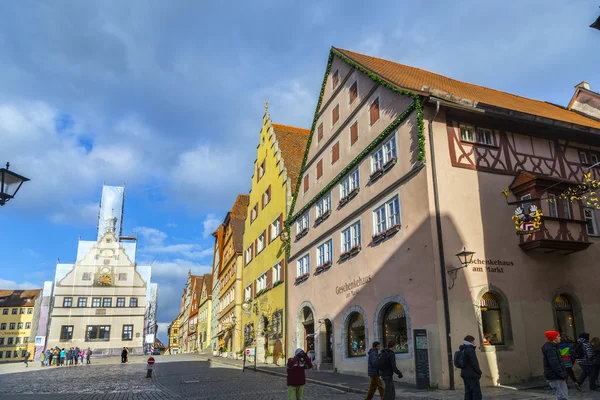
[0,162,30,206]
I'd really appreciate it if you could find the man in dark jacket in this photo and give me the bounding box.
[379,340,402,400]
[575,332,597,390]
[287,348,312,399]
[459,335,482,400]
[366,341,384,400]
[542,330,568,400]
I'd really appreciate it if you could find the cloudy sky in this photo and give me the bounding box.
[0,0,598,344]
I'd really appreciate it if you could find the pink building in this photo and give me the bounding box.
[286,47,600,389]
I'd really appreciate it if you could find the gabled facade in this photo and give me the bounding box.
[167,315,180,354]
[180,273,203,353]
[286,47,600,388]
[241,109,309,364]
[215,194,249,357]
[197,273,213,350]
[0,289,42,362]
[210,227,223,354]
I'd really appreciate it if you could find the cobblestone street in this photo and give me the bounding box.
[1,354,598,399]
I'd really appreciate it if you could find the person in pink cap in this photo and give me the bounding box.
[542,330,568,400]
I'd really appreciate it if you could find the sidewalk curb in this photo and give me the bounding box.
[200,356,369,396]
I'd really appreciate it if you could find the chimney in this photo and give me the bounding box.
[568,81,600,120]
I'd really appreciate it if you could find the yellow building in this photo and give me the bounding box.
[241,107,309,364]
[197,274,213,351]
[167,315,181,354]
[0,289,42,362]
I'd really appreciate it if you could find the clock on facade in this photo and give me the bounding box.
[97,274,113,286]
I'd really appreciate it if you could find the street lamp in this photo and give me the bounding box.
[0,162,30,206]
[447,247,475,290]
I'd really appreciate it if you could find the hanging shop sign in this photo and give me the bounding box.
[512,204,542,235]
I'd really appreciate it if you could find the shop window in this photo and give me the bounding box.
[381,303,408,353]
[480,292,504,345]
[554,294,577,342]
[347,312,366,357]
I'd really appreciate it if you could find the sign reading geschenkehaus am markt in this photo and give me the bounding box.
[43,185,157,356]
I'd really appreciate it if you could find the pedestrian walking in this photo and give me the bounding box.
[558,337,579,389]
[23,350,30,367]
[39,351,46,367]
[590,337,600,391]
[455,335,482,400]
[376,340,403,400]
[86,348,92,364]
[121,347,128,363]
[542,330,568,400]
[366,341,384,400]
[575,333,597,390]
[286,348,312,400]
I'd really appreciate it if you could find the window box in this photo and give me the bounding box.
[340,245,361,261]
[386,223,401,236]
[315,210,332,226]
[256,287,271,298]
[295,273,310,285]
[369,168,384,182]
[382,156,397,172]
[339,188,359,208]
[273,280,284,288]
[314,260,332,275]
[295,228,309,241]
[372,232,387,244]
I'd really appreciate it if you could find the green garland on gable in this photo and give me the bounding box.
[285,48,426,262]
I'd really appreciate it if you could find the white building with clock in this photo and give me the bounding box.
[43,185,156,356]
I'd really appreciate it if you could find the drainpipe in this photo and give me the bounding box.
[427,99,455,390]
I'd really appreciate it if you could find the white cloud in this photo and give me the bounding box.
[137,226,213,260]
[202,214,221,239]
[137,226,168,246]
[151,259,211,279]
[0,279,40,290]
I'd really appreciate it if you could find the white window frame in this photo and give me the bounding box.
[263,188,270,207]
[271,217,281,240]
[245,247,252,264]
[476,128,494,145]
[340,169,360,198]
[585,208,598,235]
[317,238,333,266]
[591,153,599,166]
[460,124,476,142]
[297,253,310,277]
[341,219,362,253]
[316,192,332,219]
[371,134,397,173]
[296,212,309,234]
[579,151,588,165]
[548,193,558,218]
[257,232,266,254]
[244,285,252,301]
[257,272,267,291]
[372,194,401,235]
[563,198,571,219]
[272,262,282,282]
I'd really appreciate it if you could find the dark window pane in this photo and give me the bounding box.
[347,313,366,357]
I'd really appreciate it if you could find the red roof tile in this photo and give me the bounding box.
[272,124,310,196]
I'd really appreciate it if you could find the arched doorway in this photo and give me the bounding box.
[299,306,315,353]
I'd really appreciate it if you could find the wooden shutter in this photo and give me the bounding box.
[331,142,340,164]
[316,159,323,179]
[266,268,273,288]
[261,192,265,209]
[370,97,380,124]
[349,81,358,104]
[267,186,271,203]
[332,70,339,88]
[350,122,358,145]
[251,241,255,258]
[281,259,285,282]
[279,214,284,239]
[253,280,256,297]
[317,123,323,142]
[332,104,339,125]
[303,175,309,193]
[268,222,272,243]
[263,229,267,249]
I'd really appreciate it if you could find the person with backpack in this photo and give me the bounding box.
[286,348,312,399]
[542,330,568,400]
[376,340,403,400]
[23,350,30,367]
[455,335,482,400]
[366,341,384,400]
[558,337,579,389]
[575,333,597,390]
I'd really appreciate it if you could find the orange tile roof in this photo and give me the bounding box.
[229,194,249,253]
[333,47,600,130]
[0,289,42,307]
[230,194,250,220]
[272,124,310,196]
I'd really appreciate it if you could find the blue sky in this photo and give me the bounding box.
[0,0,598,343]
